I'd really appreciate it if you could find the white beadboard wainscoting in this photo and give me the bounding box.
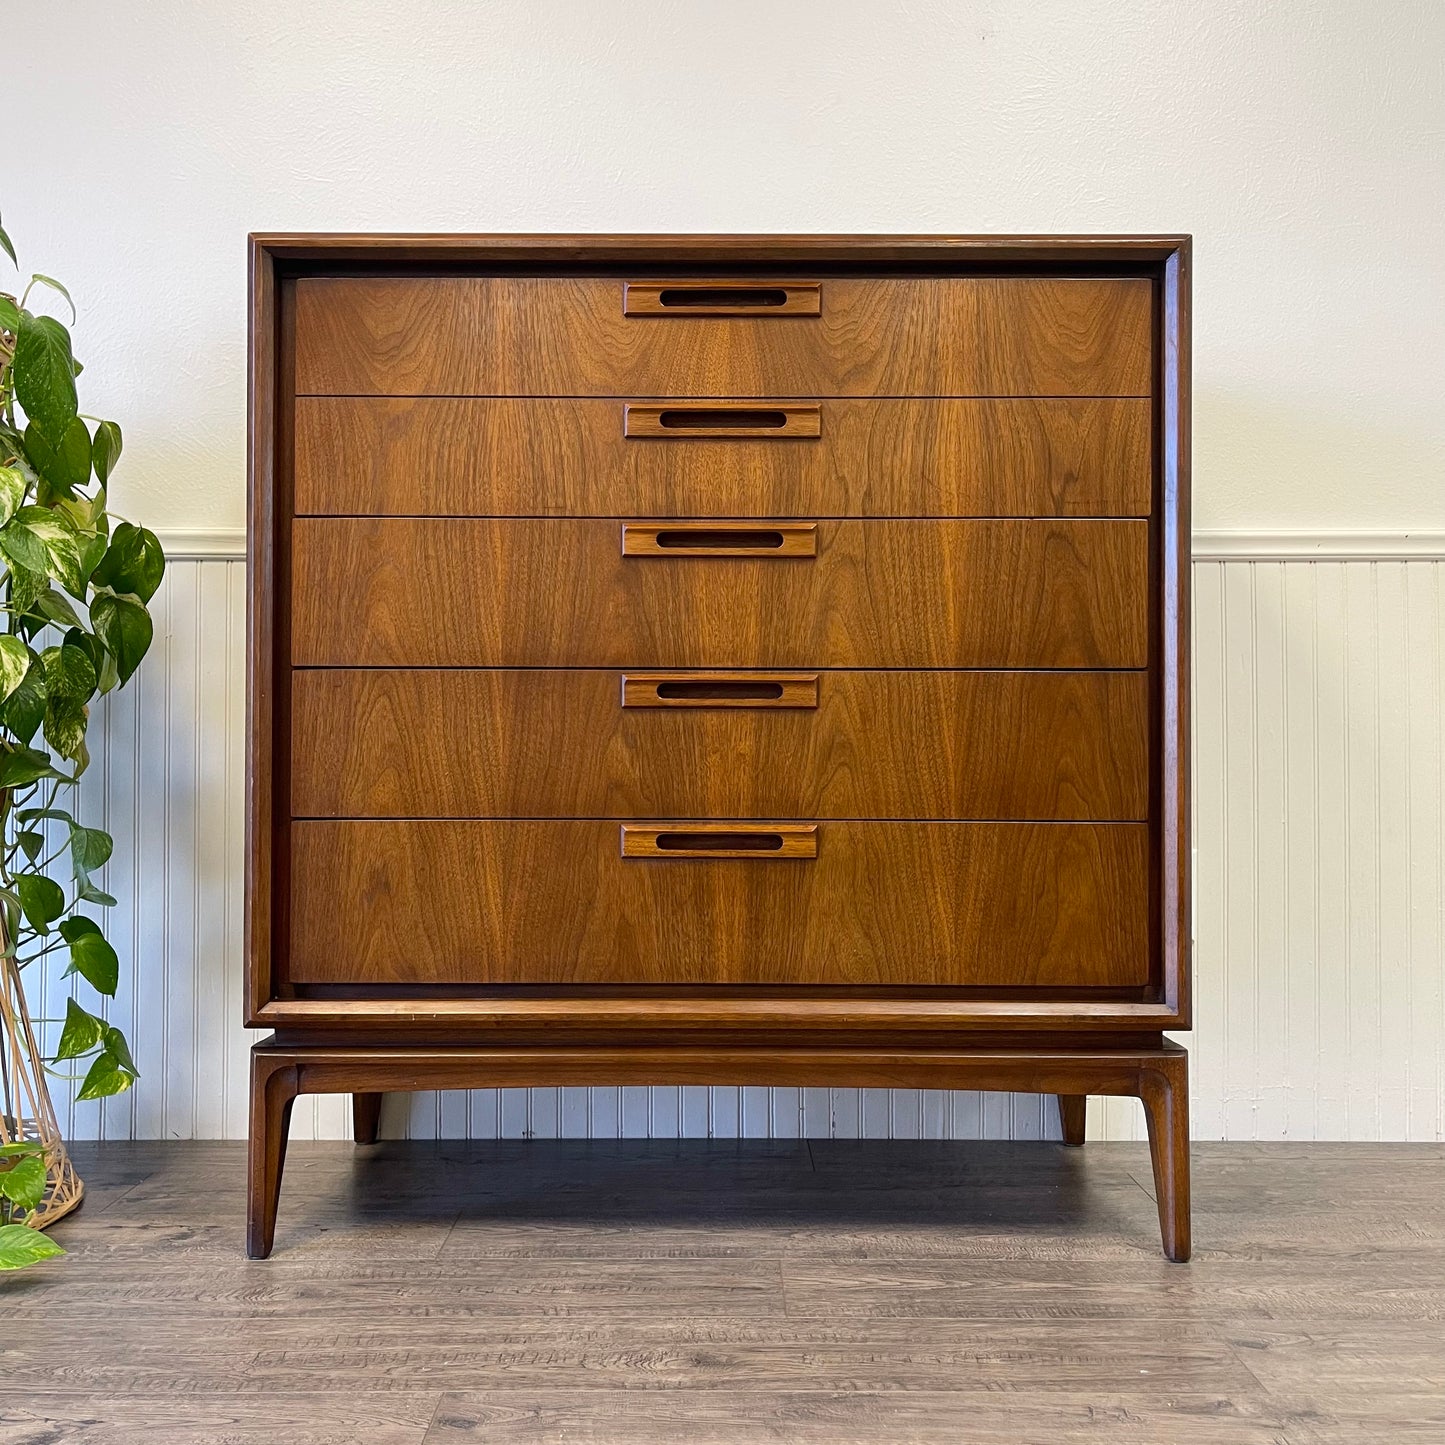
[26,537,1445,1143]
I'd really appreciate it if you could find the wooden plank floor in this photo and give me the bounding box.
[2,1140,1442,1443]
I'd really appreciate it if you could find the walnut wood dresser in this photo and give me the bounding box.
[246,233,1192,1260]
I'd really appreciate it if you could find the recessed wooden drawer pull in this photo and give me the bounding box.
[621,672,820,708]
[624,282,822,316]
[624,402,822,439]
[621,823,818,859]
[621,522,817,557]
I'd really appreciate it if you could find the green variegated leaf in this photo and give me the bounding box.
[43,697,88,768]
[0,465,26,526]
[29,274,76,322]
[15,829,43,863]
[42,642,96,704]
[92,523,164,603]
[0,224,15,268]
[12,312,77,438]
[11,507,85,598]
[90,588,153,684]
[0,635,29,702]
[0,1223,64,1269]
[78,529,107,583]
[95,647,119,695]
[0,1154,45,1211]
[62,627,103,675]
[77,1047,136,1101]
[1,659,47,746]
[102,1025,135,1075]
[76,878,116,907]
[54,996,104,1060]
[91,420,122,483]
[6,562,49,618]
[15,873,65,932]
[60,917,119,996]
[0,746,66,788]
[16,807,75,825]
[33,589,82,629]
[23,416,90,495]
[69,825,113,876]
[0,517,48,574]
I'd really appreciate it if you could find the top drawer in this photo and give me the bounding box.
[293,276,1153,398]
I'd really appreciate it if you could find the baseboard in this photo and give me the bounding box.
[1190,530,1445,561]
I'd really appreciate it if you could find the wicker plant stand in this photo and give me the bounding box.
[0,956,83,1227]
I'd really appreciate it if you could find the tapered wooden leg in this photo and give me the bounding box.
[247,1053,300,1260]
[1139,1051,1191,1262]
[1057,1094,1087,1146]
[352,1092,383,1144]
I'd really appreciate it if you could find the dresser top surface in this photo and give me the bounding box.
[248,232,1192,266]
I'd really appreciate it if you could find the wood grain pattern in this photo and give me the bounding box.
[289,669,1149,821]
[290,518,1148,668]
[286,820,1150,988]
[294,396,1153,518]
[293,276,1153,398]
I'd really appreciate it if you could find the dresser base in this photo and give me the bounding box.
[246,1040,1189,1262]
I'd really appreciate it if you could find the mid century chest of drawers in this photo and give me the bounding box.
[246,234,1192,1260]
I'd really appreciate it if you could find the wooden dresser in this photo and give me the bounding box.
[247,234,1191,1260]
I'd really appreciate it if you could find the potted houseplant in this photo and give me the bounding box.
[0,206,164,1269]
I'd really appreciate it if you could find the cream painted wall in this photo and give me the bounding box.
[6,1,1445,537]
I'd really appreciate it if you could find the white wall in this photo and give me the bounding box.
[8,0,1445,537]
[8,3,1445,1141]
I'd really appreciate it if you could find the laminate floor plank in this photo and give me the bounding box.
[0,1320,1260,1396]
[419,1389,1302,1444]
[0,1394,439,1445]
[779,1255,1445,1322]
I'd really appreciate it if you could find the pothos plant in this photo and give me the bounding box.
[0,207,164,1268]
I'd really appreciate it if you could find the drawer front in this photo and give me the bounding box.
[288,820,1150,987]
[293,397,1153,518]
[293,276,1153,398]
[291,518,1148,668]
[291,669,1148,822]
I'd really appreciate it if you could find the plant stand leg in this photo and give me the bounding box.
[1056,1094,1087,1146]
[352,1092,383,1145]
[247,1051,299,1260]
[1139,1050,1191,1262]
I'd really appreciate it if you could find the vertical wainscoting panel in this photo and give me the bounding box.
[26,555,1445,1142]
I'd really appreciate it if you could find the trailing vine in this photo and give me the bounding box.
[0,205,164,1267]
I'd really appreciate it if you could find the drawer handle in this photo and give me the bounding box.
[622,522,817,557]
[623,282,821,317]
[624,403,821,439]
[622,672,819,708]
[621,824,818,859]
